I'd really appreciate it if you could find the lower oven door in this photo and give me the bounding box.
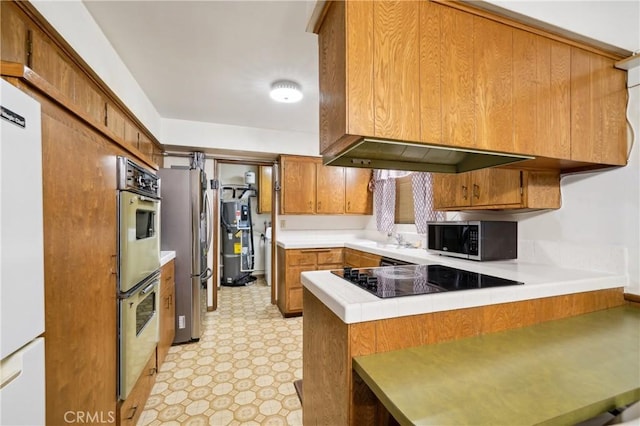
[119,272,159,400]
[119,191,161,293]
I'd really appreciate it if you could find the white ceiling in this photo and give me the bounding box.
[82,1,319,135]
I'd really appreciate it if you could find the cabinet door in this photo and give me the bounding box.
[105,103,125,141]
[373,0,420,141]
[280,157,317,214]
[419,0,442,143]
[345,168,372,214]
[474,16,513,153]
[432,173,470,209]
[30,31,76,102]
[570,48,627,165]
[440,6,475,148]
[258,165,272,213]
[123,119,139,152]
[0,2,29,64]
[317,165,345,214]
[360,252,382,268]
[344,248,360,268]
[471,169,521,207]
[513,30,570,159]
[158,260,175,367]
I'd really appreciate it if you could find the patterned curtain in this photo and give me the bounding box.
[373,170,399,233]
[411,172,444,234]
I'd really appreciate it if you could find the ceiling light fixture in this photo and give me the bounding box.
[270,80,303,103]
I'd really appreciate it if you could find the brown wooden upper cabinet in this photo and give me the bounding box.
[258,165,273,213]
[280,155,372,215]
[433,168,561,210]
[314,0,628,171]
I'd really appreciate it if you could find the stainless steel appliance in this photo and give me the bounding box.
[332,264,523,298]
[157,165,212,344]
[427,220,517,261]
[0,79,45,425]
[119,271,159,399]
[117,157,161,292]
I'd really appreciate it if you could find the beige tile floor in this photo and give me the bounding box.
[138,279,303,425]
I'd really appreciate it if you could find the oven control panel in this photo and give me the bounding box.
[117,156,160,198]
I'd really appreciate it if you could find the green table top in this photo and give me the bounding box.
[353,306,640,426]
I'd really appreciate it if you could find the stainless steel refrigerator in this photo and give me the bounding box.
[158,166,212,344]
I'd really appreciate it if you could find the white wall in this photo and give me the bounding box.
[161,118,318,157]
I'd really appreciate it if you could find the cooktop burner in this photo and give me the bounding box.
[332,264,523,298]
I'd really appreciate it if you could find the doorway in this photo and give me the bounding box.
[213,160,276,310]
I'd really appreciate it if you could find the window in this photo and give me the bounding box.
[394,175,414,224]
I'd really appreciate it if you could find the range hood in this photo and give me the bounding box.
[323,138,534,173]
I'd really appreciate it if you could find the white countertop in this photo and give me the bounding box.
[297,240,628,324]
[160,250,176,266]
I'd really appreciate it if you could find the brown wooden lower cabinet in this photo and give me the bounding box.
[277,247,344,316]
[158,259,176,367]
[345,248,382,268]
[302,287,626,425]
[118,351,157,426]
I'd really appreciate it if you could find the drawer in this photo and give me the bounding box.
[317,263,343,271]
[161,260,174,282]
[287,251,317,266]
[317,248,344,265]
[119,350,157,426]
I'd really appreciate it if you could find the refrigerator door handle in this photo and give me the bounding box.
[203,191,213,254]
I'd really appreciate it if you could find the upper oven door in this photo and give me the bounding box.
[119,191,160,292]
[427,222,471,259]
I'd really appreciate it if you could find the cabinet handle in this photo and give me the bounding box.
[347,201,351,211]
[165,296,170,309]
[462,185,468,200]
[148,367,157,376]
[473,184,480,199]
[125,405,138,420]
[169,294,173,307]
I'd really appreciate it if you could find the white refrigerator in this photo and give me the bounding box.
[0,79,46,425]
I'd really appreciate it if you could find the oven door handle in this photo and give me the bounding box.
[140,282,156,295]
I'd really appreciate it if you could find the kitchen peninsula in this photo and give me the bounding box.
[299,241,628,425]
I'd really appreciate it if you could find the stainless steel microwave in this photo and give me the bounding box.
[427,221,517,261]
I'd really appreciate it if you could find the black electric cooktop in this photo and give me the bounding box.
[332,264,524,298]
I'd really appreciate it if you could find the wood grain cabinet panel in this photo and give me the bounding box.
[30,31,76,102]
[513,30,571,159]
[0,2,29,64]
[258,165,272,213]
[473,16,513,153]
[158,260,175,368]
[316,165,345,214]
[433,168,560,210]
[280,156,317,214]
[440,6,474,148]
[345,168,372,214]
[570,47,627,165]
[315,1,627,173]
[74,74,106,126]
[280,155,372,215]
[119,352,157,426]
[373,0,420,141]
[277,247,344,317]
